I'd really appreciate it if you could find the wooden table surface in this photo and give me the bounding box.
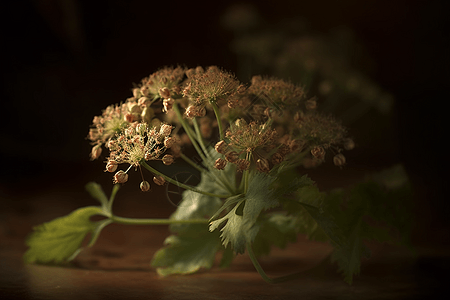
[1,168,448,300]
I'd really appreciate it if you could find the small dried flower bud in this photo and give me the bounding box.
[138,97,151,107]
[311,146,326,160]
[256,158,270,173]
[105,160,118,172]
[153,176,165,186]
[125,113,135,123]
[140,181,151,192]
[185,105,197,118]
[333,153,346,167]
[162,154,174,165]
[159,124,172,136]
[90,145,102,160]
[125,127,135,136]
[305,98,317,110]
[136,123,148,134]
[164,136,174,148]
[162,98,175,112]
[294,111,304,123]
[215,141,228,154]
[271,152,284,165]
[106,139,116,149]
[197,106,206,117]
[225,151,239,163]
[228,98,238,108]
[235,118,247,127]
[236,159,250,171]
[132,87,141,98]
[114,170,128,184]
[214,158,227,170]
[343,138,355,150]
[145,151,155,160]
[159,87,171,99]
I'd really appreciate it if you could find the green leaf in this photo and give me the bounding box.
[252,213,299,257]
[210,172,314,254]
[209,198,260,254]
[24,206,106,264]
[151,228,222,276]
[151,161,230,276]
[85,182,109,208]
[219,246,235,268]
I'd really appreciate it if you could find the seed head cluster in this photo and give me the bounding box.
[183,66,245,117]
[88,64,355,190]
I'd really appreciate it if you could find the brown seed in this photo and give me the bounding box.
[311,146,325,160]
[114,170,128,184]
[225,151,239,163]
[215,141,228,154]
[140,181,151,192]
[214,158,227,170]
[271,152,284,165]
[256,158,270,173]
[343,138,355,150]
[162,154,174,165]
[333,153,346,167]
[236,159,250,171]
[153,176,165,186]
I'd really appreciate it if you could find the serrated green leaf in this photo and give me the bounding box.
[209,198,260,254]
[210,172,314,254]
[24,206,106,264]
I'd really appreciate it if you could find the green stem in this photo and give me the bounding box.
[192,118,210,158]
[107,184,120,213]
[243,153,252,193]
[173,102,207,162]
[189,113,235,193]
[211,102,224,141]
[246,242,304,284]
[111,215,209,225]
[140,160,233,198]
[180,153,207,174]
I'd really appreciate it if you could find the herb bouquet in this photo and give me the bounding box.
[24,66,411,284]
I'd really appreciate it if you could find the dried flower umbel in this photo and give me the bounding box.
[24,65,411,287]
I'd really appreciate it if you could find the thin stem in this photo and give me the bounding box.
[192,118,210,158]
[246,242,305,284]
[180,153,207,173]
[173,102,207,162]
[107,184,120,213]
[140,160,233,198]
[211,102,224,141]
[243,153,252,193]
[191,114,235,193]
[111,215,209,225]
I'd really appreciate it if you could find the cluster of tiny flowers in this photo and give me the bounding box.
[88,97,155,160]
[137,66,186,101]
[88,65,355,191]
[248,76,307,110]
[182,66,245,117]
[291,111,353,168]
[104,122,175,189]
[214,119,283,172]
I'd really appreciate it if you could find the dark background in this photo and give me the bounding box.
[1,0,448,240]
